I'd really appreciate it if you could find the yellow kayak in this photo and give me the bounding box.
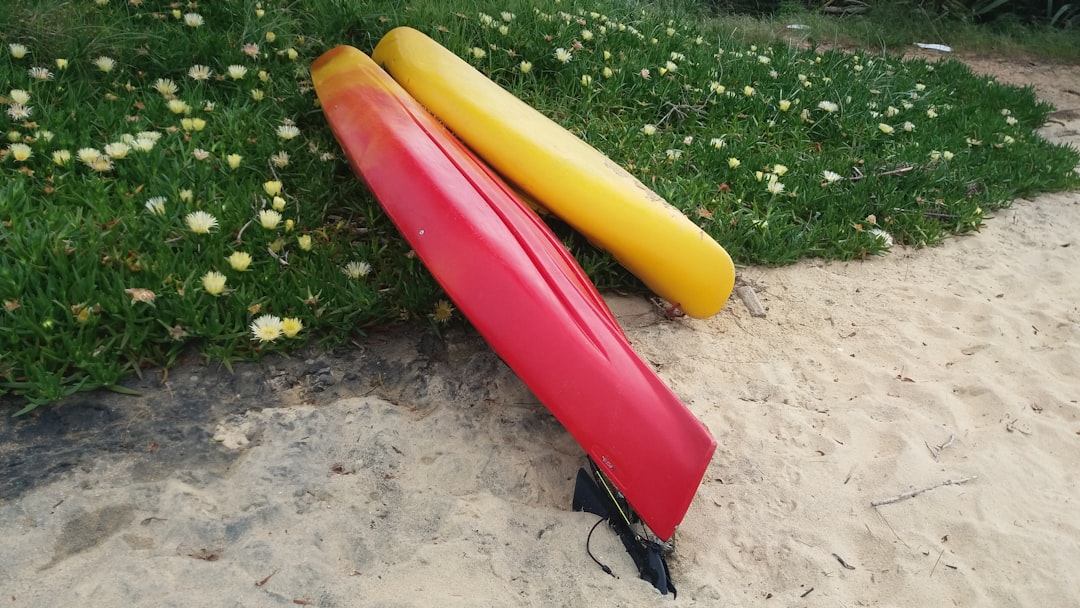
[372,27,735,319]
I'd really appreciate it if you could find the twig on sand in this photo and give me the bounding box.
[926,434,956,460]
[832,553,856,570]
[735,284,767,318]
[871,475,977,507]
[930,548,946,578]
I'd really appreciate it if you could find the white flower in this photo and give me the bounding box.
[766,180,785,195]
[817,100,838,113]
[185,210,218,234]
[665,149,682,160]
[710,137,725,149]
[188,64,213,81]
[94,56,116,72]
[640,124,657,136]
[104,142,131,159]
[6,104,31,120]
[554,48,572,64]
[145,196,167,215]
[822,170,843,184]
[77,148,102,163]
[343,261,372,279]
[869,228,894,247]
[277,125,300,140]
[183,13,204,27]
[250,315,284,342]
[28,67,53,81]
[227,65,248,79]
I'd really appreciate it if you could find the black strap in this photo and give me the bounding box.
[572,465,677,597]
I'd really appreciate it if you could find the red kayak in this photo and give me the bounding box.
[311,46,716,543]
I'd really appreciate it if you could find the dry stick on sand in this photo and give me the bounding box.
[926,434,956,461]
[871,475,978,507]
[735,284,767,318]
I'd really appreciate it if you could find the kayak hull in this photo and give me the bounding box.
[371,27,736,319]
[311,46,716,541]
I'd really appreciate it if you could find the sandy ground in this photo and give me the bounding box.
[1,54,1078,607]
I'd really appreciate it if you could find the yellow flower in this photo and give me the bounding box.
[520,61,532,73]
[926,108,938,119]
[281,317,304,338]
[227,251,253,271]
[56,58,69,70]
[432,300,454,323]
[251,89,265,101]
[9,44,28,59]
[8,143,32,162]
[265,31,277,43]
[640,124,657,136]
[297,234,313,251]
[727,157,741,169]
[227,65,248,80]
[602,67,613,79]
[250,314,283,342]
[286,48,298,61]
[778,99,791,112]
[470,47,486,59]
[580,74,592,86]
[258,209,282,229]
[227,154,242,169]
[202,270,227,296]
[773,164,788,176]
[878,123,894,135]
[185,210,218,234]
[167,99,191,114]
[263,180,283,196]
[743,85,755,97]
[258,70,270,82]
[52,150,72,166]
[271,196,286,211]
[179,188,194,203]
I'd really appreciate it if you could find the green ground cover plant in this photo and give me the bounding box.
[2,0,1077,412]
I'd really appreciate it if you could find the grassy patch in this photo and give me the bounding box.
[2,0,1077,412]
